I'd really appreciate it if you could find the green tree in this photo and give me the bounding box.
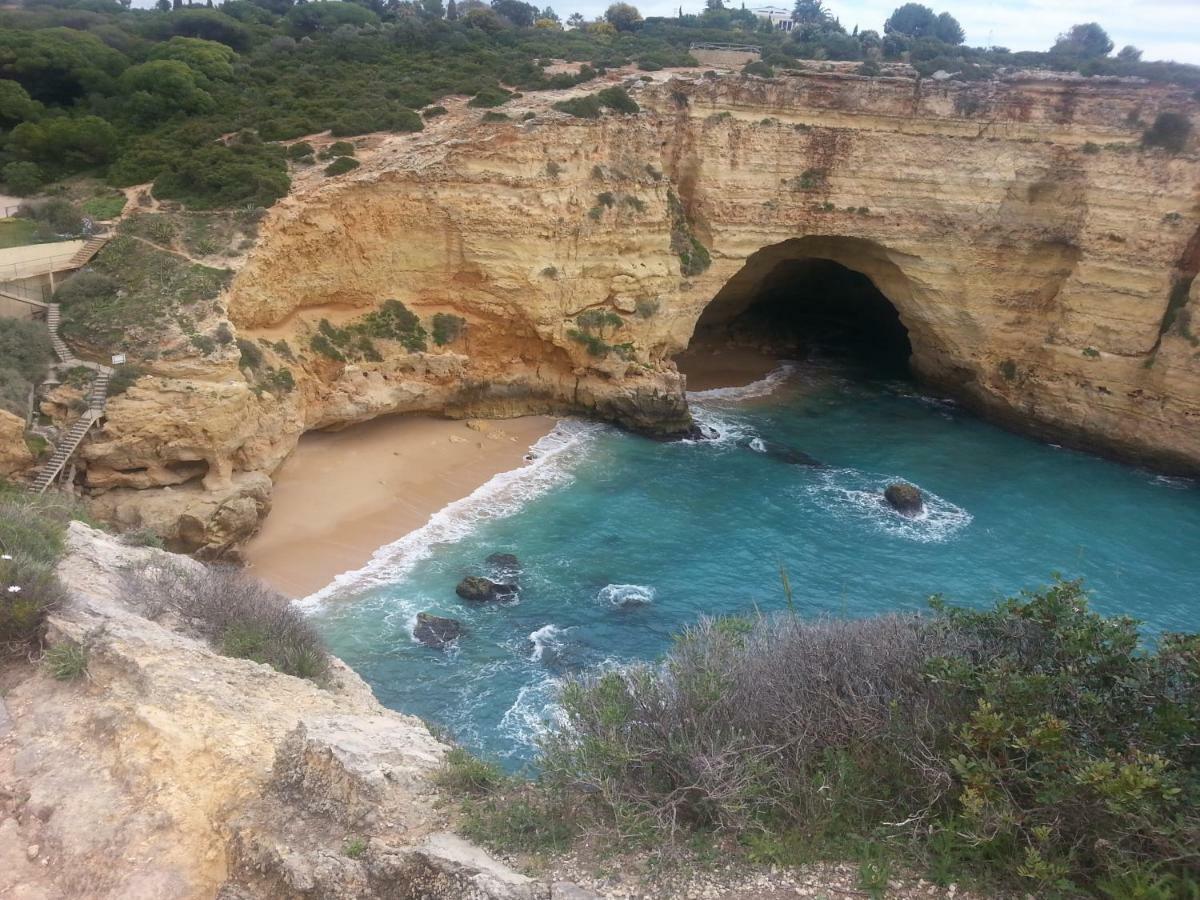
[9,116,119,175]
[1117,44,1142,62]
[147,36,237,82]
[0,80,42,127]
[791,0,829,25]
[604,1,642,31]
[1051,22,1113,58]
[491,0,537,26]
[933,11,963,44]
[2,161,44,195]
[883,2,937,37]
[285,2,379,35]
[119,60,216,124]
[446,0,459,18]
[0,28,128,105]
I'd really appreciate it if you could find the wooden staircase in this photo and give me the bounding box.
[65,236,108,270]
[28,303,111,494]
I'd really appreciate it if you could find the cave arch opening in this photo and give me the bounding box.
[678,236,920,385]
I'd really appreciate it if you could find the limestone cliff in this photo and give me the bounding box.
[0,523,571,899]
[38,68,1200,552]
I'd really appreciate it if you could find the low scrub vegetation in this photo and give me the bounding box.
[123,562,329,681]
[56,235,231,359]
[441,581,1200,896]
[553,86,639,119]
[309,299,428,362]
[0,489,90,649]
[0,318,53,417]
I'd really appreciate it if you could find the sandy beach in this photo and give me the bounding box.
[244,415,556,598]
[246,349,780,598]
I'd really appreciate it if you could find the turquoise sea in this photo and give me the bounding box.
[306,358,1200,766]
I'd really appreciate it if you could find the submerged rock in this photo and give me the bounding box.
[884,482,924,516]
[413,613,464,649]
[484,553,521,582]
[455,576,517,603]
[757,439,824,468]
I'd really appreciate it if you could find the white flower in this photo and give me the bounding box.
[1,554,11,560]
[6,585,20,593]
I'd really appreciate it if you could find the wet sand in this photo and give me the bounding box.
[244,415,556,598]
[675,344,782,392]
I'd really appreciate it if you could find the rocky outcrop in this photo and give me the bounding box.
[0,409,32,477]
[26,68,1198,550]
[0,524,574,899]
[456,575,518,603]
[884,482,924,516]
[413,612,464,648]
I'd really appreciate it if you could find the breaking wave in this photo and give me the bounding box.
[298,419,605,608]
[805,469,973,543]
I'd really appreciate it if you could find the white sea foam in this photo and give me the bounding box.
[805,469,972,543]
[1152,474,1195,490]
[597,583,656,607]
[686,362,796,402]
[528,623,568,661]
[298,419,605,608]
[497,676,568,757]
[748,437,767,453]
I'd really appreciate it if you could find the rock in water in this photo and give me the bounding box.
[413,613,464,648]
[455,576,517,603]
[484,552,520,570]
[884,482,924,516]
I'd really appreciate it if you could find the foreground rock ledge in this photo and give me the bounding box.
[0,523,578,899]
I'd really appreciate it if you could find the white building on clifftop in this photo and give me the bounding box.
[751,6,794,31]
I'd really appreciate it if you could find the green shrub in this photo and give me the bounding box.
[0,318,53,417]
[481,111,509,122]
[595,86,638,114]
[423,106,448,119]
[0,491,87,648]
[667,190,710,277]
[343,837,367,859]
[287,140,314,160]
[634,297,659,318]
[431,313,465,346]
[553,94,603,118]
[323,156,360,177]
[2,162,44,196]
[45,641,88,680]
[527,581,1200,894]
[437,747,507,795]
[595,191,615,208]
[106,366,143,397]
[122,562,329,680]
[742,60,774,77]
[320,141,357,159]
[467,86,512,108]
[236,337,264,369]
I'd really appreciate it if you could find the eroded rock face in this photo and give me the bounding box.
[47,70,1200,550]
[0,409,32,478]
[0,523,569,900]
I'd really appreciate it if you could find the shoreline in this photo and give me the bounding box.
[244,415,556,598]
[247,348,782,599]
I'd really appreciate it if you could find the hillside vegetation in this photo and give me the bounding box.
[1,0,1196,211]
[443,581,1200,898]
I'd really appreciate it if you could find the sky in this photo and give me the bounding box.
[567,0,1200,64]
